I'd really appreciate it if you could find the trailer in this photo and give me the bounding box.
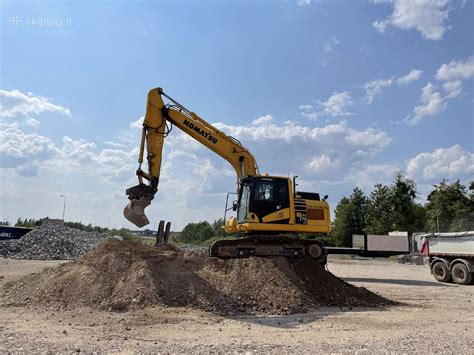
[421,232,474,285]
[326,233,410,258]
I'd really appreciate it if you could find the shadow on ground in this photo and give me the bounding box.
[342,277,455,287]
[229,305,388,329]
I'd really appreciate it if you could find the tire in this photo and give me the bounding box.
[432,261,452,283]
[451,263,473,285]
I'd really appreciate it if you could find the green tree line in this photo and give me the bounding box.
[174,219,226,246]
[330,174,474,247]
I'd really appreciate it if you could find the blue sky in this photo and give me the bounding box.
[1,0,473,230]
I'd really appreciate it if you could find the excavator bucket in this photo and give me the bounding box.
[123,199,151,227]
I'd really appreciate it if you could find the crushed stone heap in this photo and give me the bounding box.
[2,239,394,314]
[0,220,108,260]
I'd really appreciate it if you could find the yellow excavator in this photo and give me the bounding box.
[124,87,331,262]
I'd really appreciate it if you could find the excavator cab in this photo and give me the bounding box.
[225,176,292,234]
[236,176,291,224]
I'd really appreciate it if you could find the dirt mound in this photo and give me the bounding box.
[2,240,393,314]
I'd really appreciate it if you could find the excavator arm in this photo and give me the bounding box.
[124,87,259,227]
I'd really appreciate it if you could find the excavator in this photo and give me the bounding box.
[124,87,331,263]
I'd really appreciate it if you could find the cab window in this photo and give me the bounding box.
[254,182,273,201]
[237,183,251,222]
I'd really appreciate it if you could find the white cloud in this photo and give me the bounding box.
[130,116,144,129]
[370,0,394,4]
[323,36,340,54]
[396,69,423,85]
[58,136,137,182]
[404,82,447,125]
[297,0,320,5]
[214,119,391,181]
[364,69,422,104]
[25,117,40,128]
[299,104,318,120]
[61,136,97,165]
[215,119,391,150]
[319,92,353,117]
[0,89,71,118]
[372,20,389,33]
[442,80,463,99]
[15,164,40,177]
[345,163,401,190]
[364,78,394,104]
[0,127,58,172]
[407,145,474,181]
[435,57,474,81]
[99,139,127,148]
[0,119,19,129]
[252,114,273,126]
[0,125,137,183]
[299,92,353,120]
[372,0,451,41]
[308,155,340,172]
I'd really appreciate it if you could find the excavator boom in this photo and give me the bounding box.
[124,88,259,226]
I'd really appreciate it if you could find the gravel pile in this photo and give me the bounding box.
[0,219,107,260]
[3,239,394,314]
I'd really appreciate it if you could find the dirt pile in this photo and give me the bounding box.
[0,219,108,260]
[2,239,393,314]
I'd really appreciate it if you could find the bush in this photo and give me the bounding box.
[105,228,138,241]
[178,221,215,244]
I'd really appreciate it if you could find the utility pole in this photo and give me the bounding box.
[60,195,66,221]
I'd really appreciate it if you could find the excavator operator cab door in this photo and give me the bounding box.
[237,177,290,224]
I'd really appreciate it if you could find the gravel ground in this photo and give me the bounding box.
[0,256,472,353]
[0,220,107,260]
[175,243,208,253]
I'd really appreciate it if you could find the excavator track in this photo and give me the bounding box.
[209,235,327,265]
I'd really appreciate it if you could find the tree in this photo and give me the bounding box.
[425,179,474,232]
[330,188,367,247]
[15,218,41,228]
[365,184,393,234]
[390,172,423,233]
[179,221,215,244]
[365,172,424,234]
[212,218,226,238]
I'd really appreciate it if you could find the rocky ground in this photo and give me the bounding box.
[0,220,107,260]
[1,256,472,353]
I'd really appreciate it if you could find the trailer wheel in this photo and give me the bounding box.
[451,263,472,285]
[432,261,451,283]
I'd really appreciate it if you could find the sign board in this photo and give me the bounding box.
[0,226,33,241]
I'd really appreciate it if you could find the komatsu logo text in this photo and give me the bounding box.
[183,119,218,144]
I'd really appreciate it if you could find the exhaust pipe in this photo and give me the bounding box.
[123,199,151,227]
